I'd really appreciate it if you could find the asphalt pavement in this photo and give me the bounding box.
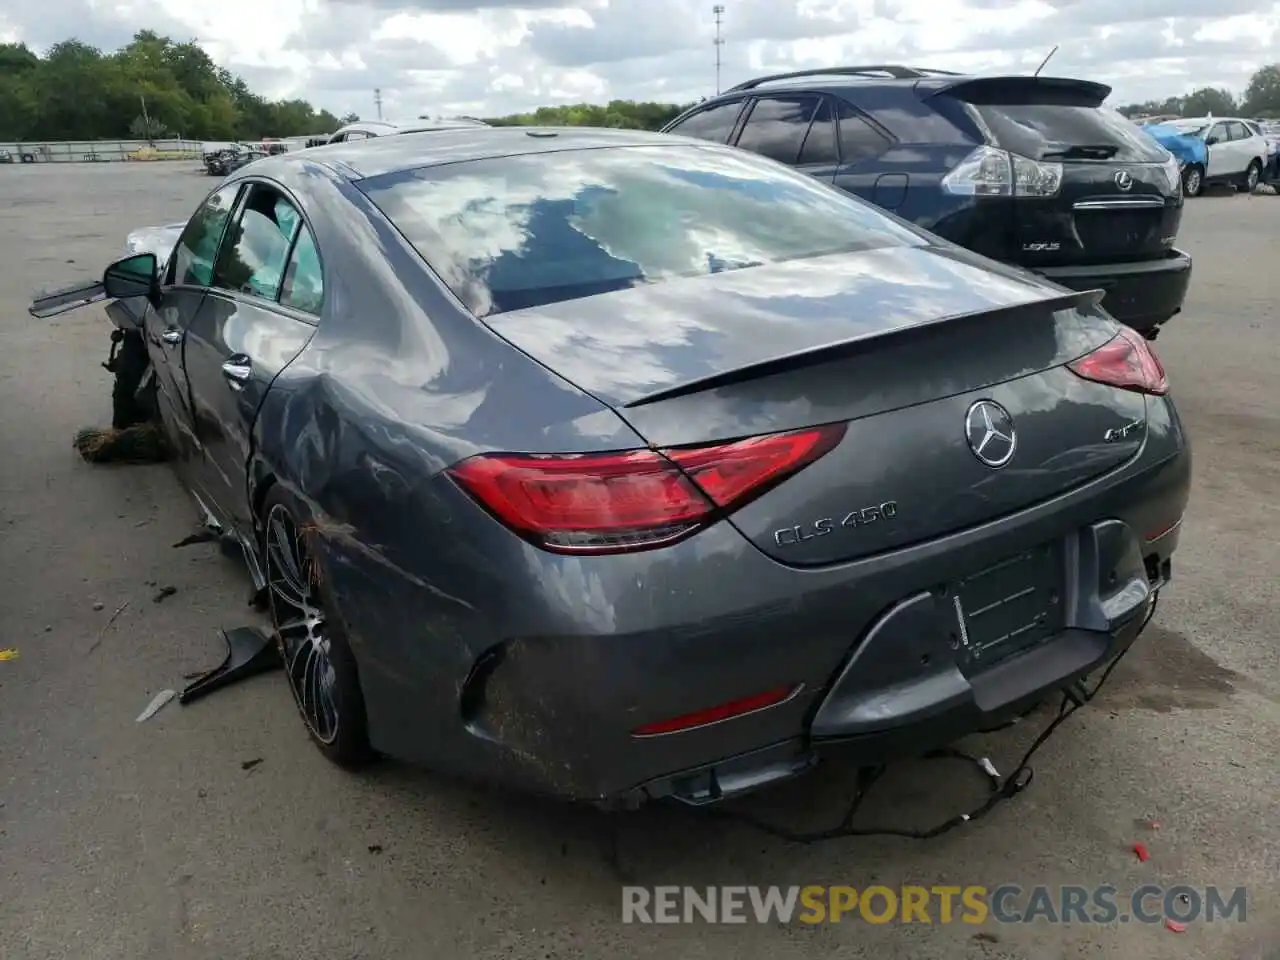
[0,163,1276,960]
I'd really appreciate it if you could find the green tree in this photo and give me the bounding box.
[1180,86,1238,117]
[1241,64,1280,117]
[0,31,344,141]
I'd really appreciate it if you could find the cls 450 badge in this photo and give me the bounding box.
[773,501,899,547]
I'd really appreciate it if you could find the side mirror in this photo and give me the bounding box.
[1204,136,1219,146]
[103,252,159,302]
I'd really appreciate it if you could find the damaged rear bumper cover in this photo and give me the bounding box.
[322,413,1189,807]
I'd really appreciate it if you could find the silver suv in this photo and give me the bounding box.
[326,117,489,144]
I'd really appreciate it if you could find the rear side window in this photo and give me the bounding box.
[1226,121,1249,141]
[798,99,839,165]
[836,100,892,162]
[735,97,819,164]
[667,101,744,144]
[213,185,301,300]
[963,102,1168,162]
[360,144,924,317]
[280,227,324,314]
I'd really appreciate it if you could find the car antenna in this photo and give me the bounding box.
[1033,44,1059,77]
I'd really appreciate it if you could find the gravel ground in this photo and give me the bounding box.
[0,163,1276,960]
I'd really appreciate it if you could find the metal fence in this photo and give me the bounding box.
[0,139,204,163]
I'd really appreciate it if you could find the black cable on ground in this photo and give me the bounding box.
[691,593,1160,844]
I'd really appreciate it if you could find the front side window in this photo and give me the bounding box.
[666,101,746,144]
[170,184,240,287]
[360,143,924,317]
[212,185,302,300]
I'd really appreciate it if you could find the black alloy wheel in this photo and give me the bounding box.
[262,489,372,765]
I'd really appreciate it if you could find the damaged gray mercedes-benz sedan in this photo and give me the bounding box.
[30,127,1190,807]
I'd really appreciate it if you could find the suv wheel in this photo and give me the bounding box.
[1242,160,1261,193]
[1182,164,1204,197]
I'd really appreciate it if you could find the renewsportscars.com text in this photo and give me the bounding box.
[621,885,1248,925]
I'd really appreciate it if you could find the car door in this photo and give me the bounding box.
[1204,122,1234,177]
[146,182,243,473]
[1227,121,1257,170]
[181,180,324,538]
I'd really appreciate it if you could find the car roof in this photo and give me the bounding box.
[282,125,692,180]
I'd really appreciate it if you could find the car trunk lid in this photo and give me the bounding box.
[483,246,1149,565]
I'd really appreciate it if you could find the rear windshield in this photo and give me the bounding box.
[966,103,1169,163]
[358,144,924,316]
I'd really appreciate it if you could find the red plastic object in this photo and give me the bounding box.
[449,424,845,555]
[1067,326,1169,395]
[1164,918,1187,933]
[1132,842,1150,862]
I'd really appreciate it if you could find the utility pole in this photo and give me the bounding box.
[712,5,725,95]
[374,88,383,120]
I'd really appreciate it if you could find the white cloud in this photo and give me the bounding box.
[2,0,1278,117]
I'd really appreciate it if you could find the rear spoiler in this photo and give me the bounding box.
[625,288,1105,409]
[921,75,1112,108]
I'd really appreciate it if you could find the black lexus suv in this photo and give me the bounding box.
[662,65,1192,338]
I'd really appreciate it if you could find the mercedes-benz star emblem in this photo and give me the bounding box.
[965,400,1017,468]
[1114,170,1133,192]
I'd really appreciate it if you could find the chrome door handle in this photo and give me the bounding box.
[220,357,252,390]
[161,328,183,345]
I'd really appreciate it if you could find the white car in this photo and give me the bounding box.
[1162,116,1269,196]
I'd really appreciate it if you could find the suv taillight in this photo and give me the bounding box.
[1067,327,1168,396]
[941,145,1063,198]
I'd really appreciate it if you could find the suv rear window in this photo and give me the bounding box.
[962,102,1168,163]
[359,144,923,317]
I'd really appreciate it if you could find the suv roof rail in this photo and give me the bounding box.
[725,65,963,92]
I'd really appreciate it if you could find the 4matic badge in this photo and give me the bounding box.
[773,501,899,547]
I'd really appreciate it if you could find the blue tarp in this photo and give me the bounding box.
[1142,124,1207,168]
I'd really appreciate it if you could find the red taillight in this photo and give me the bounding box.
[447,424,846,555]
[631,684,800,737]
[1067,327,1168,396]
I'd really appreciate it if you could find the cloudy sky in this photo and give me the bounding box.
[2,0,1278,118]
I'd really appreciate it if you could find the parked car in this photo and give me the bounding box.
[28,128,1189,806]
[1144,116,1269,196]
[0,149,12,164]
[661,65,1192,340]
[203,144,245,176]
[1255,119,1280,184]
[327,116,489,143]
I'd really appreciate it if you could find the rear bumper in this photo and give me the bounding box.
[1035,249,1192,334]
[332,400,1192,807]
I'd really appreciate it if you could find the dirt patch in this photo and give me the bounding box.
[1102,624,1242,712]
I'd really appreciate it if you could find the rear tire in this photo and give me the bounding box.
[1241,160,1261,194]
[260,485,374,768]
[1181,164,1203,197]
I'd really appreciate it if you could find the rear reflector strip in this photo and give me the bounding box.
[1144,517,1182,542]
[631,684,801,737]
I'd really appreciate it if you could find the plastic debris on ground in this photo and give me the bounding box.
[1132,842,1150,862]
[0,648,18,661]
[1164,919,1187,933]
[136,689,176,722]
